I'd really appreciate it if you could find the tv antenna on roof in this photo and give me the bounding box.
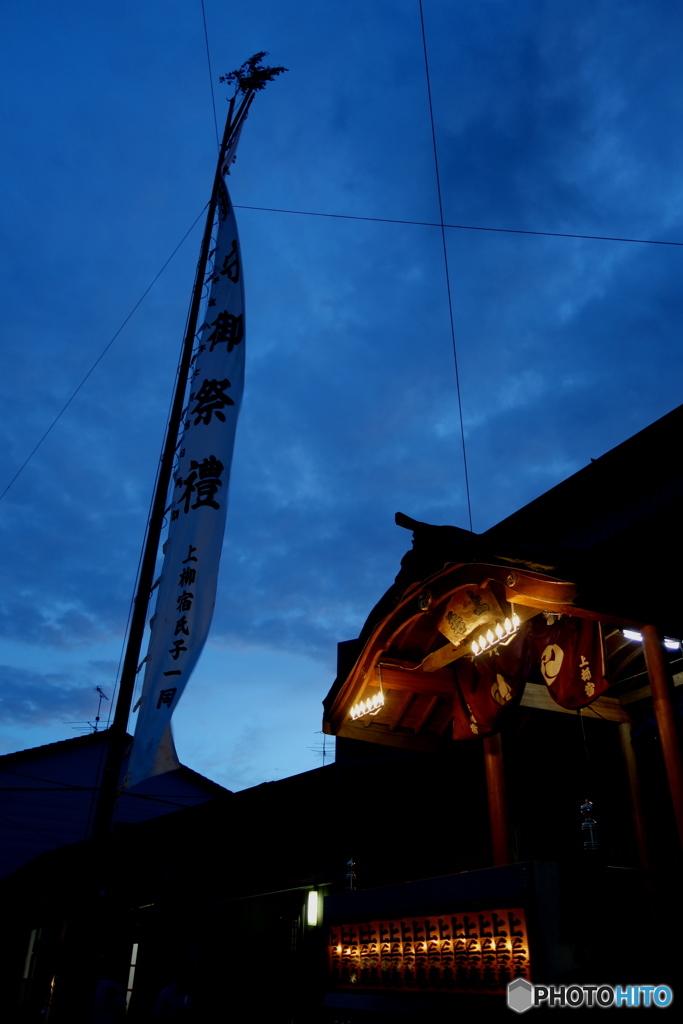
[65,687,110,734]
[91,687,109,732]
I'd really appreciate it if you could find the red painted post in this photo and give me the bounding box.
[641,623,683,850]
[484,732,511,866]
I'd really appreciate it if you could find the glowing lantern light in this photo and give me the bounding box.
[307,890,320,926]
[349,690,385,721]
[470,612,522,656]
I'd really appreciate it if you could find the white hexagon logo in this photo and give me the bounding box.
[507,977,534,1013]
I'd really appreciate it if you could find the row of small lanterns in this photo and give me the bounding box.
[471,613,521,656]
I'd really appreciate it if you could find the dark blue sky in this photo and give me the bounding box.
[1,1,682,788]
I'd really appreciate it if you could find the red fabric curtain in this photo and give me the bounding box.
[452,624,532,740]
[452,615,610,739]
[528,615,609,709]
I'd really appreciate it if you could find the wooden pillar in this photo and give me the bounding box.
[618,722,649,869]
[484,733,511,866]
[641,623,683,850]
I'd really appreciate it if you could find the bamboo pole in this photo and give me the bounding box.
[641,623,683,850]
[484,732,511,866]
[92,90,254,840]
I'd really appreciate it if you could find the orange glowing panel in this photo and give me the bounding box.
[328,909,530,994]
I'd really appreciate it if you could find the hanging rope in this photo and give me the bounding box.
[200,0,220,149]
[418,0,473,531]
[0,205,208,504]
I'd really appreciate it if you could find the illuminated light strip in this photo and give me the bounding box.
[126,942,138,1010]
[471,615,521,657]
[623,629,681,651]
[349,691,385,721]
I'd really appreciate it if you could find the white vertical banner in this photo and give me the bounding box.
[126,181,244,786]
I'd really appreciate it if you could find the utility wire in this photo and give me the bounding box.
[104,306,187,729]
[200,0,220,150]
[0,812,66,843]
[0,768,220,801]
[105,219,209,733]
[234,203,683,248]
[108,1,223,738]
[0,787,216,799]
[3,175,679,513]
[0,766,88,788]
[0,205,208,504]
[418,0,473,532]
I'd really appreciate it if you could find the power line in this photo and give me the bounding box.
[3,209,678,510]
[0,766,89,788]
[419,0,472,532]
[200,0,220,149]
[0,812,66,843]
[0,768,221,801]
[234,203,683,248]
[0,205,208,504]
[105,199,216,736]
[105,276,198,731]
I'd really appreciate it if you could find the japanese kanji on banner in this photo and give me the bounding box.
[452,625,532,740]
[528,615,609,710]
[126,180,244,787]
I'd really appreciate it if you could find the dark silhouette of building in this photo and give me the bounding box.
[0,731,228,880]
[2,404,682,1020]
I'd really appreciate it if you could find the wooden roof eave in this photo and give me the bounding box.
[324,561,579,736]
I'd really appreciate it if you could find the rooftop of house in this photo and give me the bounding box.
[0,728,229,879]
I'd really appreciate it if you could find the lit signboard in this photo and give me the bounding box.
[328,909,530,993]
